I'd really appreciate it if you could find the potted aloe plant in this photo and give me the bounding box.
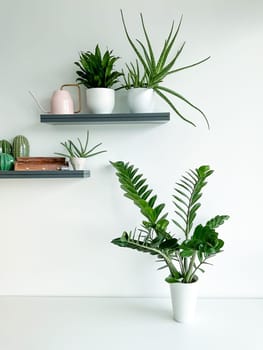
[120,10,210,128]
[55,130,107,170]
[75,45,123,113]
[110,161,229,322]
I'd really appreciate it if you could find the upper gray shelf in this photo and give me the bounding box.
[40,113,170,125]
[0,170,90,179]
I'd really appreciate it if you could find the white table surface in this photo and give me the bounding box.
[0,297,262,350]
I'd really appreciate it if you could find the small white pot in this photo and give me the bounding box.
[70,157,87,170]
[169,278,199,323]
[127,88,155,113]
[86,88,115,114]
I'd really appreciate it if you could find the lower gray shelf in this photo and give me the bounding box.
[0,170,90,179]
[40,112,170,125]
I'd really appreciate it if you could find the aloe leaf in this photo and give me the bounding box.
[154,43,185,82]
[86,150,107,158]
[157,16,183,71]
[136,39,153,74]
[157,85,209,128]
[154,88,196,127]
[54,152,70,158]
[85,142,104,155]
[168,56,211,75]
[120,10,149,74]
[139,13,156,70]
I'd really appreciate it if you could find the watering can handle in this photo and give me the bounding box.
[60,83,81,113]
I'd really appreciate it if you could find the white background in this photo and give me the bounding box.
[0,0,262,297]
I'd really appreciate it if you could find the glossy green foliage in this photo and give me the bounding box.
[110,161,169,234]
[75,44,123,88]
[0,153,14,170]
[120,10,210,128]
[55,130,107,159]
[111,161,229,283]
[172,165,214,239]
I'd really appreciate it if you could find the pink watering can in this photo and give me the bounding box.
[29,84,81,114]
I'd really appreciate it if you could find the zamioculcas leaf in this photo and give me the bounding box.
[110,161,229,284]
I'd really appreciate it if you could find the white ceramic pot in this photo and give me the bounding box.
[127,88,155,113]
[86,88,115,114]
[169,278,199,323]
[70,157,86,170]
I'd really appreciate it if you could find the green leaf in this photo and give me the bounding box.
[119,10,210,128]
[75,44,122,88]
[206,215,230,229]
[110,161,168,232]
[157,85,210,129]
[165,274,181,283]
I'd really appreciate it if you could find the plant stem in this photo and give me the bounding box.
[184,251,197,283]
[188,255,208,282]
[176,252,185,275]
[165,256,179,279]
[183,257,189,275]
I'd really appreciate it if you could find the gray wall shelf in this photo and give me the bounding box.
[40,113,170,125]
[0,170,90,179]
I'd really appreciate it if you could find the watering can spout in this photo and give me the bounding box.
[29,90,48,113]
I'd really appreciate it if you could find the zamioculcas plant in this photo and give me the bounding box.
[120,10,210,128]
[110,161,229,283]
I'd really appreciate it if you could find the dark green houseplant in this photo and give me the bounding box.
[75,44,123,89]
[75,44,123,113]
[110,161,229,284]
[120,10,210,127]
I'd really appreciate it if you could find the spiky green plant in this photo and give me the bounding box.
[120,10,210,128]
[75,44,123,88]
[55,130,107,158]
[110,161,229,283]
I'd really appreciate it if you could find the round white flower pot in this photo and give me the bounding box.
[86,88,115,114]
[127,88,155,113]
[70,157,87,170]
[169,278,199,323]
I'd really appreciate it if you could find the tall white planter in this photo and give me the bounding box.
[127,88,155,113]
[86,88,115,114]
[169,279,199,323]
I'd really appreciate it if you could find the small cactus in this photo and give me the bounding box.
[12,135,30,159]
[0,139,12,154]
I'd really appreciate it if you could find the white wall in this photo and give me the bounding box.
[0,0,262,297]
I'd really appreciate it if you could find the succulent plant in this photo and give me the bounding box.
[55,130,107,159]
[120,10,210,128]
